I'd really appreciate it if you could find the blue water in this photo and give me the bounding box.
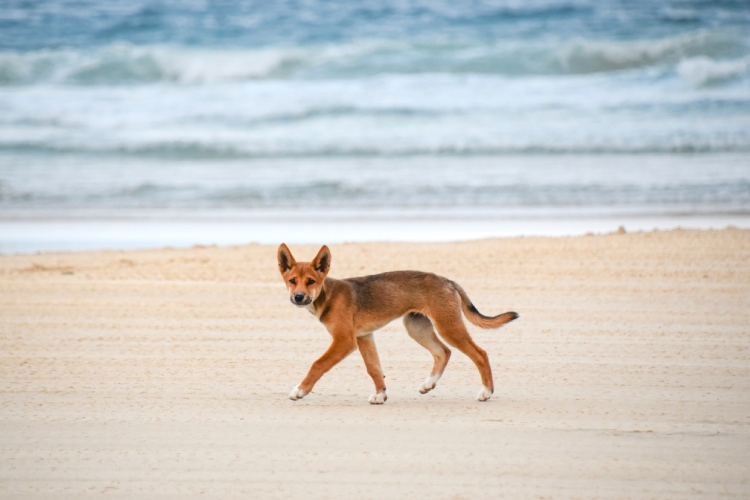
[0,0,749,250]
[2,0,749,50]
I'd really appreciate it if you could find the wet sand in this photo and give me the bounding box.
[1,229,748,497]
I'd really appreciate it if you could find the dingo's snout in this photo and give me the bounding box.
[292,292,310,306]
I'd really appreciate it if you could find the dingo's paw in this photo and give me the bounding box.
[418,374,440,394]
[368,390,387,405]
[288,385,309,401]
[476,386,493,402]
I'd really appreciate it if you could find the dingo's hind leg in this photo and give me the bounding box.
[429,307,494,401]
[403,313,451,394]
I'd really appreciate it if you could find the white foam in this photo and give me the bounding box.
[677,56,750,87]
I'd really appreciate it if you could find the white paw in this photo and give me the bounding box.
[368,390,387,404]
[476,386,493,401]
[418,374,440,394]
[288,385,309,401]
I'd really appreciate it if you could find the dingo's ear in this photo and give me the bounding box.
[277,243,296,274]
[312,245,331,275]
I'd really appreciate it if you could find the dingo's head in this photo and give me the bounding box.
[277,243,331,307]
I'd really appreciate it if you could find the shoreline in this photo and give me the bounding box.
[1,210,748,254]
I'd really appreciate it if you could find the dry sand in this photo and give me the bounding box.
[1,229,749,498]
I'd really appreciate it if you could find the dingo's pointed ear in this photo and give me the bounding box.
[277,243,296,274]
[312,245,331,274]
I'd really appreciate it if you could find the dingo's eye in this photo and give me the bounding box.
[289,278,296,285]
[306,278,315,285]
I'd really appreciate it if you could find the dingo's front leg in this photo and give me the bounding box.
[288,385,309,400]
[357,333,387,404]
[289,332,357,401]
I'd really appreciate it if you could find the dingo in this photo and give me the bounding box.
[278,243,518,404]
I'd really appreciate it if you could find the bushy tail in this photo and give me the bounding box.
[454,283,519,329]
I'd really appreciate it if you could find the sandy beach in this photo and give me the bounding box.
[1,229,748,498]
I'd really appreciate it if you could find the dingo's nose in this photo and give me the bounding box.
[293,293,306,304]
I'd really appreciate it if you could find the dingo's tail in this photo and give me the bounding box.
[454,283,519,329]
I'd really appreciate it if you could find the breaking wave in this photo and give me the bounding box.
[677,55,750,86]
[0,30,746,85]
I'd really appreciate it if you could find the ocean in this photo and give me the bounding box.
[1,0,749,252]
